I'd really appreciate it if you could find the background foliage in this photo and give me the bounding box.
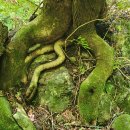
[0,0,129,31]
[0,0,41,30]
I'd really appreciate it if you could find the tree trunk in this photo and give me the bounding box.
[0,0,114,123]
[72,0,114,123]
[0,0,72,89]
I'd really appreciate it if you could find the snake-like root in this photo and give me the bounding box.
[21,44,54,85]
[25,39,65,101]
[25,44,54,64]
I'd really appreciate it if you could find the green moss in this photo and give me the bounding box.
[115,87,130,114]
[98,92,117,124]
[78,82,105,122]
[104,81,115,94]
[78,33,114,123]
[13,104,36,130]
[0,95,21,130]
[112,114,130,130]
[0,23,34,90]
[37,67,74,112]
[0,0,72,91]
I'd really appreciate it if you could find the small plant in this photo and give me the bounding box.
[79,63,86,75]
[71,36,91,50]
[113,59,121,70]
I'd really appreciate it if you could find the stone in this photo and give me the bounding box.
[0,91,21,130]
[13,103,36,130]
[37,67,74,112]
[112,114,130,130]
[98,93,116,125]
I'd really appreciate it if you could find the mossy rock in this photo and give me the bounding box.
[112,72,130,113]
[97,73,130,124]
[0,92,21,130]
[112,114,130,130]
[37,67,74,112]
[98,82,116,124]
[13,104,36,130]
[98,93,117,124]
[115,87,130,113]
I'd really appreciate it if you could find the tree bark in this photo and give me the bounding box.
[0,0,72,89]
[72,0,114,123]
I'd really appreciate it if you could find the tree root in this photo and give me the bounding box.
[25,44,54,64]
[20,44,54,85]
[25,39,66,101]
[78,32,114,123]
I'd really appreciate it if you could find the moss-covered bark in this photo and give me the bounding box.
[71,0,114,123]
[0,0,72,90]
[78,33,114,122]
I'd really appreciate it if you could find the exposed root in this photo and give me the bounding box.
[25,39,66,101]
[25,44,54,64]
[20,45,54,85]
[78,32,114,123]
[27,44,41,53]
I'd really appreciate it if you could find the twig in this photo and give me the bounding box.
[62,49,77,66]
[64,123,104,129]
[32,1,43,15]
[65,18,105,44]
[120,64,130,68]
[51,111,54,130]
[27,0,38,6]
[118,57,130,63]
[117,68,130,80]
[82,58,96,61]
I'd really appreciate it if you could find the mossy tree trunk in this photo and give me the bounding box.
[0,0,114,123]
[72,0,114,123]
[0,0,72,89]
